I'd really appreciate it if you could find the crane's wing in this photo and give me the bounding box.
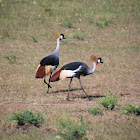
[35,55,59,78]
[50,65,82,82]
[40,55,59,66]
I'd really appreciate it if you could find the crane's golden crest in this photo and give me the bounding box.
[90,55,98,62]
[53,34,60,39]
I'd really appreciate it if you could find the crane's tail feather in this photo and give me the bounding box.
[35,65,53,78]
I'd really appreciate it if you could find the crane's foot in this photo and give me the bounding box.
[46,85,52,94]
[46,89,50,94]
[87,97,92,101]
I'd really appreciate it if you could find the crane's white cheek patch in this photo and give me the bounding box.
[45,65,52,75]
[59,70,76,80]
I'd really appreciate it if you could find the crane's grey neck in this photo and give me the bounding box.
[54,38,60,56]
[87,61,97,74]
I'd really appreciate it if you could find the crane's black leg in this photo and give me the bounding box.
[67,78,73,101]
[44,77,52,88]
[78,78,90,100]
[46,72,52,93]
[44,77,48,84]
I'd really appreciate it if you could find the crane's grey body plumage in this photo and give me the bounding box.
[60,62,96,100]
[50,57,103,101]
[61,62,94,77]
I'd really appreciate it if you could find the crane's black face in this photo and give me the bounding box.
[60,34,66,40]
[97,58,103,64]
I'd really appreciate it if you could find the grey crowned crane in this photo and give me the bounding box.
[35,34,66,93]
[50,56,103,101]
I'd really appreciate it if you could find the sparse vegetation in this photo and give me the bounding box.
[57,116,88,140]
[95,16,109,28]
[0,0,139,139]
[96,94,118,110]
[11,110,44,127]
[44,8,53,16]
[73,33,85,40]
[1,30,10,39]
[61,19,74,28]
[121,104,140,116]
[3,54,18,64]
[88,107,102,115]
[31,35,38,42]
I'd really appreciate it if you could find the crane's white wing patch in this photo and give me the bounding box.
[59,66,82,80]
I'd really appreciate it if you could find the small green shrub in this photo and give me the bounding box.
[57,115,88,140]
[96,94,118,110]
[61,19,74,28]
[45,8,53,16]
[2,30,10,39]
[3,54,18,64]
[73,33,85,40]
[95,17,109,28]
[121,104,140,116]
[11,110,44,127]
[88,107,102,115]
[31,36,38,42]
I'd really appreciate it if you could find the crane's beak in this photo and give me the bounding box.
[100,58,103,63]
[63,37,66,39]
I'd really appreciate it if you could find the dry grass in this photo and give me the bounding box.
[0,0,140,139]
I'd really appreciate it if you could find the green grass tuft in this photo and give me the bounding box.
[61,19,74,28]
[44,8,53,16]
[88,107,102,115]
[31,35,38,42]
[95,16,109,28]
[96,94,118,110]
[121,104,140,116]
[57,115,88,140]
[1,30,10,39]
[11,110,44,127]
[3,54,18,64]
[73,33,85,40]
